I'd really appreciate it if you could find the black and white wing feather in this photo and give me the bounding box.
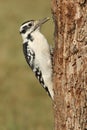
[23,42,51,97]
[23,42,35,70]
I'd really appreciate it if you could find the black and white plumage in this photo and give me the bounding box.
[20,17,54,99]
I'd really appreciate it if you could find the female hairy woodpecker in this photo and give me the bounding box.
[19,17,54,100]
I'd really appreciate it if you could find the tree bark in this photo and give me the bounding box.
[51,0,87,130]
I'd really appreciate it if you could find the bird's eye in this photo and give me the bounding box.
[28,23,32,27]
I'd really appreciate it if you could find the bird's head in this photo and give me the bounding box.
[20,17,50,40]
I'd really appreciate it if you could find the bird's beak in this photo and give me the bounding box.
[34,17,50,30]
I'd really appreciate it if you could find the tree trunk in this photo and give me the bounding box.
[51,0,87,130]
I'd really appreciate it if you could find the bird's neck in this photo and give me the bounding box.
[23,30,44,44]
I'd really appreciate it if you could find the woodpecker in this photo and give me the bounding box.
[19,17,54,99]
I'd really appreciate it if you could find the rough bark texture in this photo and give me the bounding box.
[51,0,87,130]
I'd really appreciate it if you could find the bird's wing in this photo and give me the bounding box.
[23,42,35,69]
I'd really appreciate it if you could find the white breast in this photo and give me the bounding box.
[28,30,52,86]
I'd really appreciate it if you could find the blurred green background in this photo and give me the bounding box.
[0,0,54,130]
